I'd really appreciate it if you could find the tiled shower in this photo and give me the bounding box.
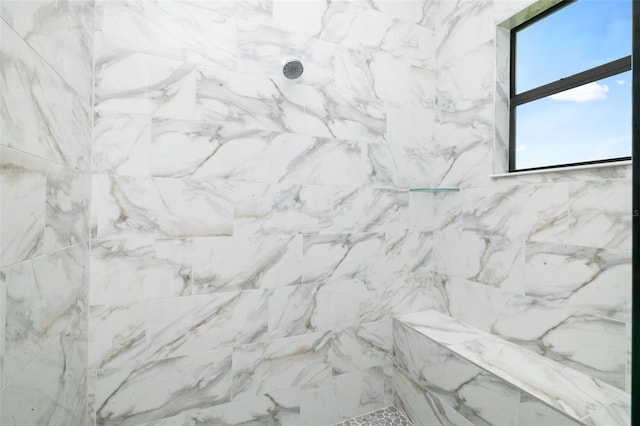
[0,0,631,425]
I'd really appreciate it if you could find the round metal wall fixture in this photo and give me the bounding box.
[282,58,304,80]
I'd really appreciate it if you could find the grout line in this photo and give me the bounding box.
[0,241,88,271]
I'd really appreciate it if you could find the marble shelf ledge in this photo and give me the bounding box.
[395,310,630,426]
[406,187,460,192]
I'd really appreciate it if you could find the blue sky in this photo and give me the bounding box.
[514,0,632,169]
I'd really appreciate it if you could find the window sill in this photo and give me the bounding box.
[490,159,632,178]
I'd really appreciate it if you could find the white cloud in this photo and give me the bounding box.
[618,80,625,85]
[550,82,609,103]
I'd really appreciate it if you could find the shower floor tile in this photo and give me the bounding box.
[334,406,413,426]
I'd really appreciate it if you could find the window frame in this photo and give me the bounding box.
[508,0,632,172]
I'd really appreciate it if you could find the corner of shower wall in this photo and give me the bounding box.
[0,0,95,423]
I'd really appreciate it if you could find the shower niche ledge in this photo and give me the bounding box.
[407,187,460,192]
[393,310,630,426]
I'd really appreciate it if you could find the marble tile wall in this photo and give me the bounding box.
[88,1,438,425]
[428,0,633,396]
[0,0,94,423]
[392,313,618,426]
[1,0,630,424]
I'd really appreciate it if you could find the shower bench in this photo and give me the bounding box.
[393,310,630,426]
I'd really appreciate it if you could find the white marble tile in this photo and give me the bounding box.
[0,147,46,268]
[95,349,232,426]
[142,386,301,426]
[493,20,511,174]
[232,332,332,400]
[88,370,97,426]
[399,310,630,423]
[439,370,520,426]
[369,54,418,105]
[90,238,192,305]
[196,65,386,142]
[335,49,434,107]
[98,0,236,70]
[363,143,432,188]
[410,62,438,107]
[387,106,436,147]
[394,310,485,347]
[268,280,367,339]
[492,294,627,390]
[409,190,434,232]
[329,320,392,376]
[567,180,632,250]
[282,2,434,67]
[92,111,151,177]
[430,274,628,389]
[519,395,584,426]
[321,87,387,143]
[150,119,272,182]
[490,166,632,186]
[276,0,352,38]
[432,108,494,189]
[195,65,297,133]
[44,163,90,253]
[393,366,474,426]
[193,235,302,294]
[237,19,335,87]
[95,46,197,120]
[1,20,92,169]
[333,47,378,101]
[394,320,521,426]
[328,187,410,234]
[435,0,495,61]
[233,182,332,235]
[568,209,632,253]
[233,0,274,25]
[1,326,88,425]
[449,337,629,421]
[432,190,463,234]
[145,290,268,360]
[584,401,631,426]
[379,15,434,67]
[300,367,385,425]
[359,273,443,323]
[371,0,437,27]
[179,0,247,18]
[437,40,494,111]
[433,139,493,190]
[434,230,524,293]
[394,320,474,386]
[525,241,631,322]
[0,265,4,390]
[270,133,368,187]
[93,174,233,239]
[463,183,568,242]
[432,273,514,333]
[376,230,432,277]
[1,0,95,101]
[302,233,384,284]
[89,302,147,371]
[2,244,87,383]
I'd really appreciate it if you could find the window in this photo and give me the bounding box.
[509,0,632,172]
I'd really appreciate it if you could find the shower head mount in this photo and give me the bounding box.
[282,58,304,80]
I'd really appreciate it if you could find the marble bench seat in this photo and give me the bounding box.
[393,310,630,426]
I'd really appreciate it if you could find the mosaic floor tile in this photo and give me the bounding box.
[334,405,413,426]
